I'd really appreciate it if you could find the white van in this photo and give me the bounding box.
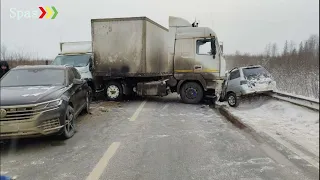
[52,41,99,96]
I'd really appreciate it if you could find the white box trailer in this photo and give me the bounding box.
[91,17,171,77]
[59,41,92,54]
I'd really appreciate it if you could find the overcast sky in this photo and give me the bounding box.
[1,0,319,59]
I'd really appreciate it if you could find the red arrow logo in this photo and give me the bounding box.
[39,7,46,19]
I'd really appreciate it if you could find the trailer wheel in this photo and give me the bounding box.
[180,82,204,104]
[105,81,123,101]
[227,92,239,107]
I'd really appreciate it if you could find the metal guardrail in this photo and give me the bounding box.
[269,91,319,111]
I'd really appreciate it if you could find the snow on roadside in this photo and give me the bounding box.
[225,98,319,157]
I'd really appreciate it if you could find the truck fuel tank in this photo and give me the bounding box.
[137,80,168,96]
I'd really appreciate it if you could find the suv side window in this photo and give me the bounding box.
[72,68,81,79]
[68,68,75,84]
[229,70,240,80]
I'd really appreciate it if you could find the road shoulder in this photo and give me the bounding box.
[217,104,319,179]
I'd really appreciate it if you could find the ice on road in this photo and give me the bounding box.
[0,95,317,180]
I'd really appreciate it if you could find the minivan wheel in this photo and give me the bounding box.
[227,92,239,107]
[61,105,76,139]
[180,82,204,104]
[105,81,123,101]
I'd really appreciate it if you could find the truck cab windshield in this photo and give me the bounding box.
[53,54,91,67]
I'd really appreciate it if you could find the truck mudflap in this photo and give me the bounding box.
[205,79,224,104]
[214,80,224,101]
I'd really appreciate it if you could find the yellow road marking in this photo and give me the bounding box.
[129,100,147,121]
[85,142,121,180]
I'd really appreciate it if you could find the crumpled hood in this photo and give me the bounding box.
[75,66,92,79]
[75,66,89,73]
[0,86,67,106]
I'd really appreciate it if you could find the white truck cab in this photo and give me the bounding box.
[168,17,226,101]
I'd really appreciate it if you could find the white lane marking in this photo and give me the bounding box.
[162,104,169,110]
[129,100,147,121]
[85,142,121,180]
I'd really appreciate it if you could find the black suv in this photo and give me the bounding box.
[0,65,91,139]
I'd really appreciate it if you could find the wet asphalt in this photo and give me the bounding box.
[0,94,318,180]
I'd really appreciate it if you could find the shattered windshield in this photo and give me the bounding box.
[52,54,90,67]
[243,67,271,80]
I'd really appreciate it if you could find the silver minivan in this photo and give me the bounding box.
[220,65,277,107]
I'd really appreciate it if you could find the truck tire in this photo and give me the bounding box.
[227,92,239,107]
[105,81,123,101]
[180,82,204,104]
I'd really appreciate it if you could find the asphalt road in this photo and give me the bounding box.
[0,94,317,180]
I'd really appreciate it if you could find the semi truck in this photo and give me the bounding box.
[91,16,226,104]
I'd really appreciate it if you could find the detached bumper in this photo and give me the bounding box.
[0,104,66,140]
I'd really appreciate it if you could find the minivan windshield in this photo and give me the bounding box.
[243,67,271,79]
[52,54,90,67]
[0,68,65,87]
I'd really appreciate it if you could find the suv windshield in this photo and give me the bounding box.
[0,68,65,87]
[242,67,271,79]
[52,54,90,67]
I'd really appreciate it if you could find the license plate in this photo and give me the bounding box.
[0,124,19,133]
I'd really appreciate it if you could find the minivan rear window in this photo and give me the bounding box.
[243,67,271,79]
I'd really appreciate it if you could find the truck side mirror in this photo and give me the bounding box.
[89,58,93,71]
[211,38,216,58]
[220,44,224,54]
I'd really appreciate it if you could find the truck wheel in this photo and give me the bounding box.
[105,81,123,101]
[180,82,204,104]
[227,92,239,107]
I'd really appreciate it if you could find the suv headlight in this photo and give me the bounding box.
[35,99,62,110]
[46,99,63,108]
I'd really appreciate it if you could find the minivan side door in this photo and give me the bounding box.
[226,69,241,95]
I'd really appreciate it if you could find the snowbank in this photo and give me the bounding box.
[225,97,319,158]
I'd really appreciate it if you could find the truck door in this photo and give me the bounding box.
[194,38,220,76]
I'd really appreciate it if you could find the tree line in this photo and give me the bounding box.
[1,44,51,67]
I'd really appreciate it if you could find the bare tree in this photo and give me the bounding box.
[264,43,272,57]
[1,44,8,61]
[271,43,278,57]
[283,40,288,56]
